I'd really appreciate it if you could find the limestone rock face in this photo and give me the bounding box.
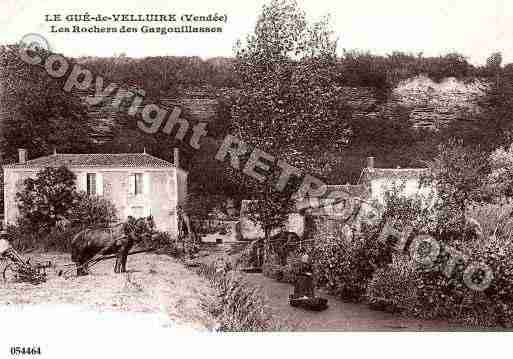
[392,75,487,130]
[79,76,490,143]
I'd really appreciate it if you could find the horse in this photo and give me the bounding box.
[70,216,155,276]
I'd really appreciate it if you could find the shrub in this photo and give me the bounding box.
[467,234,513,327]
[6,222,40,252]
[16,166,77,232]
[8,191,118,252]
[365,202,513,327]
[309,221,390,302]
[196,260,278,331]
[423,140,491,237]
[138,231,182,257]
[68,192,118,228]
[366,255,418,313]
[6,220,81,252]
[467,201,513,240]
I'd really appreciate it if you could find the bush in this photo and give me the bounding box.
[364,202,513,327]
[6,223,40,252]
[196,260,279,331]
[16,166,77,232]
[366,255,418,313]
[138,231,181,257]
[8,192,118,252]
[6,221,81,252]
[309,220,391,302]
[68,192,118,228]
[467,201,513,240]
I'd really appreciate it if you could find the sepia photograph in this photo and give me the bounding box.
[1,0,512,357]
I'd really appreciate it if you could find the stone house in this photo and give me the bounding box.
[239,157,435,240]
[2,149,187,235]
[359,156,432,204]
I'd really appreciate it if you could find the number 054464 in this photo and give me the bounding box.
[10,347,41,356]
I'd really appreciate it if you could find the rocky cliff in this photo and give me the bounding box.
[392,75,487,130]
[82,75,490,143]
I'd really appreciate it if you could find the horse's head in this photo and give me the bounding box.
[124,216,156,242]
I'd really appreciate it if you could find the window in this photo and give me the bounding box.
[86,173,96,195]
[135,173,143,195]
[129,173,144,195]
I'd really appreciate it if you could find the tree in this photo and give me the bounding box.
[16,166,78,232]
[229,0,352,261]
[475,62,513,150]
[244,175,295,263]
[232,0,350,176]
[422,140,491,237]
[0,45,93,162]
[486,52,503,72]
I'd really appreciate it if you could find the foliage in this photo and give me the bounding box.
[366,255,418,313]
[68,192,118,228]
[364,201,513,327]
[243,175,295,262]
[309,222,392,302]
[422,139,491,238]
[182,192,237,220]
[196,259,279,331]
[244,186,293,238]
[381,182,439,235]
[136,230,176,253]
[6,222,80,252]
[475,61,513,149]
[0,45,93,161]
[78,56,238,99]
[488,144,513,198]
[16,166,77,232]
[232,0,350,178]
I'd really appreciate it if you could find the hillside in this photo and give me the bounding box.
[83,76,489,143]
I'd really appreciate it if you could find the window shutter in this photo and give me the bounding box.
[79,172,87,192]
[142,172,150,195]
[96,173,104,196]
[128,174,135,195]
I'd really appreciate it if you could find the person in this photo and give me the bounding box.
[292,253,315,299]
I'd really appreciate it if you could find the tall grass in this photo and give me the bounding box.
[196,260,279,331]
[467,201,513,246]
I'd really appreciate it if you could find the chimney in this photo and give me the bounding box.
[18,149,26,164]
[366,156,374,169]
[173,148,180,168]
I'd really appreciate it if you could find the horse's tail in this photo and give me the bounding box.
[71,230,86,263]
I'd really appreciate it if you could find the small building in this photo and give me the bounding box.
[2,149,187,235]
[238,157,435,240]
[359,156,432,203]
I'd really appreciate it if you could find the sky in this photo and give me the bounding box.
[0,0,512,65]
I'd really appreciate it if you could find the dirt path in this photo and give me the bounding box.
[242,272,464,331]
[0,252,217,330]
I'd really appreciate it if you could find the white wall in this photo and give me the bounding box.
[370,177,435,203]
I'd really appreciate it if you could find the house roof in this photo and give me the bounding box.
[3,153,178,169]
[324,184,369,198]
[361,167,429,181]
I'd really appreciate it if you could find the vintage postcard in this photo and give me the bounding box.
[0,0,512,358]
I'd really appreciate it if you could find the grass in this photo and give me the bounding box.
[467,201,513,240]
[196,259,281,331]
[0,252,218,330]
